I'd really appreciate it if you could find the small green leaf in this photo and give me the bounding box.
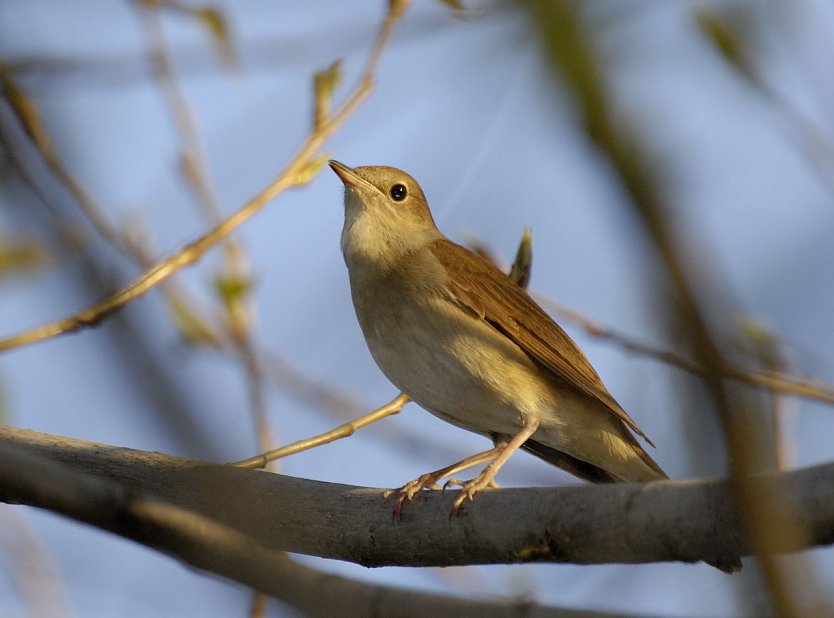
[694,9,754,81]
[294,154,329,186]
[167,297,222,348]
[215,272,252,306]
[509,226,533,290]
[0,65,53,155]
[193,7,236,68]
[313,60,342,130]
[738,316,783,371]
[513,543,551,560]
[0,236,48,279]
[437,0,465,10]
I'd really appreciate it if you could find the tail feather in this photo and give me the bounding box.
[521,440,620,483]
[522,437,668,483]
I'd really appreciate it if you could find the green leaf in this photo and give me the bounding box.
[509,226,533,290]
[294,154,329,186]
[738,316,783,371]
[215,272,252,306]
[694,9,754,81]
[437,0,466,10]
[194,7,236,68]
[167,297,222,348]
[313,60,342,130]
[0,236,48,279]
[0,65,53,155]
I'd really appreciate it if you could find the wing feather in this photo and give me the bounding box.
[429,239,655,446]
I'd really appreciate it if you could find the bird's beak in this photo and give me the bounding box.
[328,160,360,187]
[329,160,378,195]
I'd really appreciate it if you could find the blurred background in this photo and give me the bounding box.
[1,1,833,616]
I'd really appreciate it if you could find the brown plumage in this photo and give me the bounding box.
[330,161,741,573]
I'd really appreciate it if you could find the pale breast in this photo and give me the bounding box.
[354,275,553,437]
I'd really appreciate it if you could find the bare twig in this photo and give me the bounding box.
[0,505,71,617]
[695,7,834,198]
[139,3,277,482]
[139,2,225,222]
[237,331,274,462]
[537,295,834,405]
[0,57,223,347]
[231,393,410,469]
[232,221,537,468]
[531,2,821,613]
[0,0,412,354]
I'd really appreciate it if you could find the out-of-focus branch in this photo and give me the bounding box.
[139,2,226,224]
[0,505,71,617]
[0,0,412,354]
[536,295,834,405]
[139,2,275,487]
[0,123,231,459]
[1,58,223,346]
[695,8,834,198]
[530,2,823,614]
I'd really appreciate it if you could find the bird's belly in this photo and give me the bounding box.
[360,295,553,437]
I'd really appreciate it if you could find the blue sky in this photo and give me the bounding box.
[2,1,834,616]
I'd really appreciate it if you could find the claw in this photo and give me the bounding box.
[382,472,443,520]
[442,478,463,490]
[444,477,500,491]
[448,472,501,517]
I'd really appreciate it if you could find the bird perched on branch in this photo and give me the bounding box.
[330,160,741,574]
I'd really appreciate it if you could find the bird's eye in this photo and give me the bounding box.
[390,183,407,202]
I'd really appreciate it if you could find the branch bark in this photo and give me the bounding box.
[2,426,833,573]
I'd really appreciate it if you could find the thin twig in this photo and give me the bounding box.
[140,3,276,474]
[537,295,834,405]
[0,0,411,354]
[532,2,814,612]
[0,62,222,347]
[231,393,410,469]
[139,3,224,220]
[0,505,72,618]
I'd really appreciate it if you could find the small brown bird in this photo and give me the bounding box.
[330,161,740,573]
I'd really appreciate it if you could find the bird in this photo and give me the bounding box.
[329,160,741,573]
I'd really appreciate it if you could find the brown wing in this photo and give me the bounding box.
[429,238,655,446]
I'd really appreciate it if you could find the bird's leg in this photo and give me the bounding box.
[383,446,502,520]
[450,417,540,516]
[443,477,500,490]
[443,437,508,490]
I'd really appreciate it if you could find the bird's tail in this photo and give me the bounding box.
[521,438,667,483]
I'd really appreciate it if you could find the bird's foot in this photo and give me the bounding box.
[443,477,500,491]
[446,471,501,517]
[382,472,442,520]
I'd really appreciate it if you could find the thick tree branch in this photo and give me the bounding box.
[0,437,628,617]
[2,426,833,572]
